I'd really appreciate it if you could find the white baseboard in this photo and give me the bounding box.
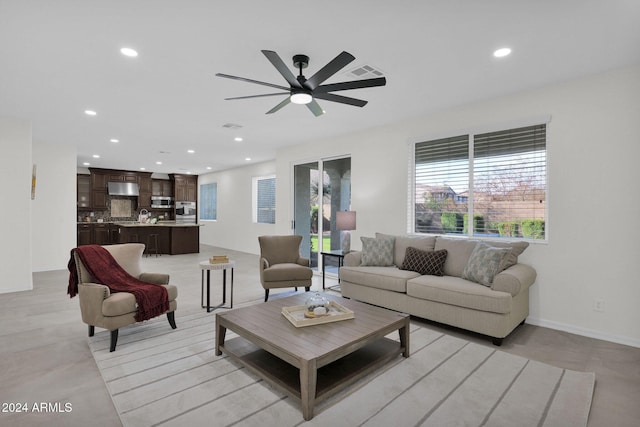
[526,316,640,349]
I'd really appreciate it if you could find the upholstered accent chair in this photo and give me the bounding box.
[258,235,313,301]
[73,243,178,351]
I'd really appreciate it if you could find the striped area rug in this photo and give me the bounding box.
[89,310,595,427]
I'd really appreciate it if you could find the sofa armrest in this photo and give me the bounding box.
[297,257,310,267]
[139,273,170,285]
[344,251,362,267]
[492,263,537,296]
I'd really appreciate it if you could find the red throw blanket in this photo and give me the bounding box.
[67,245,170,322]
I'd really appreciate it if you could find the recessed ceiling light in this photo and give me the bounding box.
[186,171,192,175]
[140,167,146,171]
[234,137,243,142]
[110,138,119,143]
[83,162,90,166]
[493,47,511,58]
[245,157,251,161]
[92,154,100,158]
[206,166,212,170]
[120,47,138,57]
[84,110,97,116]
[156,161,162,165]
[187,149,195,154]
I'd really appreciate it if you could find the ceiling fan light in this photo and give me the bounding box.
[290,92,312,105]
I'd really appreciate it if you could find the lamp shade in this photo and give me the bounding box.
[336,211,356,231]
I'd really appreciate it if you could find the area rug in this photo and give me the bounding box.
[89,310,595,427]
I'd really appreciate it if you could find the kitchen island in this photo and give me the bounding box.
[113,221,202,255]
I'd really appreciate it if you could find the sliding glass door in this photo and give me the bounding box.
[293,156,351,274]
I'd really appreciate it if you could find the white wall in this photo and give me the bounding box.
[0,117,33,293]
[31,141,77,271]
[198,161,276,254]
[275,64,640,347]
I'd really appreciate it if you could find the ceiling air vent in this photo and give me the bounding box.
[345,64,385,79]
[222,123,243,130]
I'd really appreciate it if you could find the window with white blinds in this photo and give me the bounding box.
[253,176,276,224]
[200,183,217,220]
[413,123,547,240]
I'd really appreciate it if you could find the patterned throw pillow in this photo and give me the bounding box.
[360,236,394,266]
[400,247,448,276]
[462,242,511,286]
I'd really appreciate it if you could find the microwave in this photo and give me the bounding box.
[151,196,174,208]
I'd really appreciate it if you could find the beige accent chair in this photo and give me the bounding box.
[73,243,178,352]
[258,235,313,301]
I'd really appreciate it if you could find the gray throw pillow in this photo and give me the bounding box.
[462,242,511,286]
[484,240,529,271]
[360,236,394,266]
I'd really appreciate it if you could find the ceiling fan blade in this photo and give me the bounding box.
[306,100,325,117]
[315,77,386,93]
[266,97,291,114]
[224,93,289,101]
[304,51,356,90]
[313,92,368,107]
[215,73,289,91]
[261,50,302,88]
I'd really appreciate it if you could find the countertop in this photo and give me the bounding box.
[77,221,203,227]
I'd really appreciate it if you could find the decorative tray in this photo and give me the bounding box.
[281,301,354,328]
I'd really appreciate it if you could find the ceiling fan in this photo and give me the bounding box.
[215,50,386,116]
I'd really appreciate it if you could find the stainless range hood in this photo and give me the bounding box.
[108,182,139,196]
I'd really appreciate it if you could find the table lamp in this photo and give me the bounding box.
[336,211,356,253]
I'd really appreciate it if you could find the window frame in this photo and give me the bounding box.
[409,118,550,242]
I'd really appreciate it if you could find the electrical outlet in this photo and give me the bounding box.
[593,299,605,312]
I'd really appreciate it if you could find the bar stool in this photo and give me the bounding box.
[146,233,160,258]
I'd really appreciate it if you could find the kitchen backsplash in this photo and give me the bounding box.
[77,195,173,222]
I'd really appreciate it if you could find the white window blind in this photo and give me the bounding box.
[413,124,547,240]
[254,176,275,224]
[200,183,217,220]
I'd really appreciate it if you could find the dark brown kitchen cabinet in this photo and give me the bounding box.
[90,170,109,191]
[89,169,109,209]
[170,226,200,254]
[109,224,120,244]
[108,172,137,183]
[92,190,108,210]
[172,174,197,202]
[152,179,173,197]
[137,172,152,209]
[77,223,124,246]
[93,223,111,245]
[77,174,91,209]
[77,224,92,246]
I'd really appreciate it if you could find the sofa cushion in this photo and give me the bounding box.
[376,233,436,267]
[340,266,419,293]
[434,237,478,277]
[400,247,448,276]
[360,236,395,266]
[101,284,177,317]
[462,243,511,286]
[263,263,313,281]
[407,275,512,314]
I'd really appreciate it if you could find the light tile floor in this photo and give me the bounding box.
[0,244,638,426]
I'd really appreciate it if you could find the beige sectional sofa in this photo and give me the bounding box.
[339,234,537,345]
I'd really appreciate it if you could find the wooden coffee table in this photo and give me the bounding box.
[215,293,409,420]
